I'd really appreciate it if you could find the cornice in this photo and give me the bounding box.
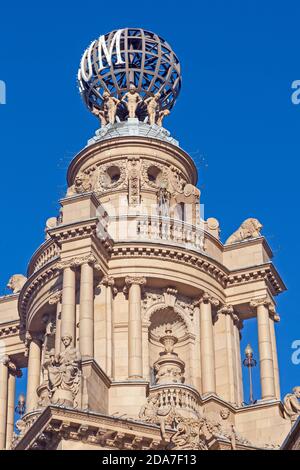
[0,320,22,338]
[110,242,285,295]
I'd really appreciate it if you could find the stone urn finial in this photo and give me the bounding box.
[159,325,178,355]
[154,325,185,385]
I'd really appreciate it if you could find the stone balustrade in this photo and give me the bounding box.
[149,384,201,418]
[108,214,205,252]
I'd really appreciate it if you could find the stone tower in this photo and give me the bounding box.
[0,28,298,451]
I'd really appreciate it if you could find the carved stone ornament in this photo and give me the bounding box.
[6,274,27,294]
[225,218,263,245]
[67,172,93,197]
[283,386,300,422]
[138,394,180,440]
[169,415,251,450]
[41,335,81,408]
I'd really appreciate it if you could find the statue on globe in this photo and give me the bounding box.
[123,85,142,118]
[145,93,161,125]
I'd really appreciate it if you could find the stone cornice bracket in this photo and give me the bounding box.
[48,291,62,305]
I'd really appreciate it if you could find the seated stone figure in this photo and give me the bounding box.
[43,335,81,407]
[283,386,300,422]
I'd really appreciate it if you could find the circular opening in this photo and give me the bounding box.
[106,165,121,184]
[147,165,162,184]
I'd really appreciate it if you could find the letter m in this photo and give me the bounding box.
[98,29,125,70]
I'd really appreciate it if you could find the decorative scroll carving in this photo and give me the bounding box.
[128,158,141,206]
[283,387,300,422]
[7,274,27,294]
[198,292,220,308]
[225,218,263,245]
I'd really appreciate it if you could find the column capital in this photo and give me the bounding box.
[101,276,115,288]
[0,355,10,366]
[250,297,272,309]
[197,292,220,307]
[269,304,281,323]
[55,254,101,271]
[125,275,147,287]
[217,303,240,326]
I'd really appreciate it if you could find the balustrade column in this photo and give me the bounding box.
[79,261,95,359]
[125,276,146,379]
[61,265,76,346]
[199,293,218,395]
[251,298,276,400]
[26,334,42,413]
[0,356,9,449]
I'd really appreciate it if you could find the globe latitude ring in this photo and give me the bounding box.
[78,28,181,121]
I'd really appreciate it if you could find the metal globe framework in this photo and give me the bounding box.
[78,28,181,121]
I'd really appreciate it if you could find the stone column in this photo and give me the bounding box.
[0,356,9,450]
[79,261,94,359]
[6,365,21,450]
[102,276,115,378]
[61,264,76,346]
[199,293,219,395]
[125,276,146,379]
[192,302,201,392]
[251,298,276,400]
[49,291,62,354]
[217,304,236,403]
[234,319,244,406]
[269,307,281,400]
[26,334,42,413]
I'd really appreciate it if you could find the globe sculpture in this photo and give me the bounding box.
[78,28,181,126]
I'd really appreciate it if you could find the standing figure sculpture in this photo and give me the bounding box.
[145,92,161,125]
[123,85,142,118]
[91,105,108,127]
[103,91,120,124]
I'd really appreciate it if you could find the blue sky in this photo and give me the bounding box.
[0,1,299,406]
